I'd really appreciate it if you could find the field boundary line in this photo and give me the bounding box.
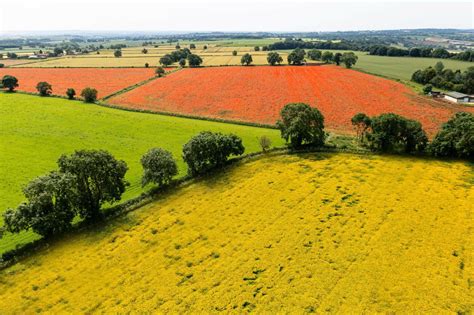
[100,68,182,101]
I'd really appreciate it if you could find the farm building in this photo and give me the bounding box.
[443,92,473,104]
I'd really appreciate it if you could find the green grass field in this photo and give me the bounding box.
[326,50,473,81]
[0,92,284,254]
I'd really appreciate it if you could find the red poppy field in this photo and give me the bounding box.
[0,68,156,99]
[108,65,474,134]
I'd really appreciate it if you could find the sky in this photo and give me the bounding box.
[0,0,473,34]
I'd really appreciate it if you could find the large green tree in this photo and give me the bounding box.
[341,52,358,68]
[141,148,178,187]
[57,150,128,220]
[3,172,77,237]
[183,132,245,175]
[241,53,253,66]
[267,52,283,65]
[307,49,322,61]
[276,103,326,148]
[287,48,306,65]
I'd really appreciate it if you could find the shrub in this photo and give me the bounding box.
[80,87,98,103]
[183,131,245,175]
[1,75,18,91]
[232,50,237,56]
[36,81,52,96]
[155,66,166,77]
[179,58,186,67]
[276,103,326,148]
[258,135,272,152]
[145,63,149,68]
[66,88,76,100]
[254,46,260,51]
[141,148,178,187]
[429,112,474,159]
[366,113,427,153]
[114,50,122,57]
[0,63,4,68]
[57,150,128,220]
[422,84,433,95]
[3,172,77,237]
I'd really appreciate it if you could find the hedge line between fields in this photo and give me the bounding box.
[0,145,371,269]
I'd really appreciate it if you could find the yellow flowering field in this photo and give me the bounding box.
[0,153,472,313]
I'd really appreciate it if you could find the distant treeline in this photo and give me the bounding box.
[268,39,368,51]
[268,39,474,62]
[368,45,474,62]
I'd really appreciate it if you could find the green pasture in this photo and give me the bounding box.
[0,92,284,254]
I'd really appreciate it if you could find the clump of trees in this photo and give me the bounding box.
[241,53,253,66]
[141,148,178,187]
[1,75,18,91]
[80,87,98,103]
[276,103,326,148]
[352,113,428,153]
[412,63,474,94]
[183,131,245,175]
[3,150,128,236]
[429,112,473,159]
[267,52,283,65]
[287,48,306,65]
[36,81,52,96]
[352,111,473,158]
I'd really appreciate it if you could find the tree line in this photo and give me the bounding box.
[368,45,474,62]
[267,39,474,62]
[239,49,358,68]
[411,62,474,94]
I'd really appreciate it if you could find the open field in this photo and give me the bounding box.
[12,50,287,67]
[0,152,472,313]
[0,93,284,253]
[108,65,474,134]
[327,50,474,81]
[0,68,156,98]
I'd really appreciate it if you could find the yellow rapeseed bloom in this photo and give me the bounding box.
[0,153,472,313]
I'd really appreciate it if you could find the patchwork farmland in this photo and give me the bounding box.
[1,26,474,313]
[1,153,472,313]
[108,65,474,134]
[0,68,156,98]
